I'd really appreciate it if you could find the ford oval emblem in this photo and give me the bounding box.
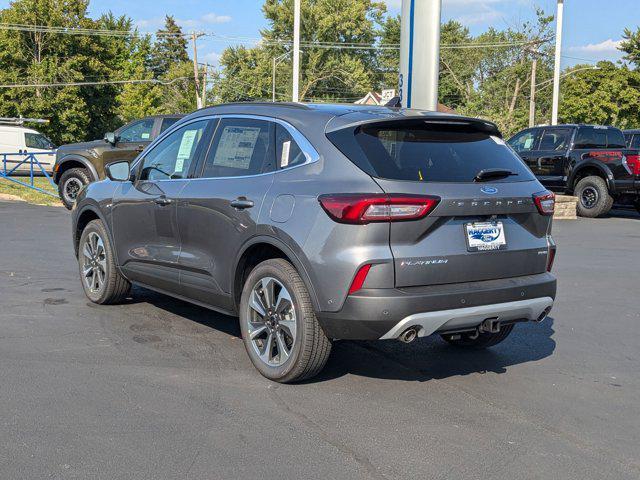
[481,186,498,195]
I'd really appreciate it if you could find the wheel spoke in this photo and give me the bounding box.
[260,278,276,309]
[249,324,268,340]
[249,289,267,317]
[82,264,93,278]
[275,331,290,361]
[259,333,274,362]
[275,288,292,316]
[278,319,296,340]
[82,243,92,260]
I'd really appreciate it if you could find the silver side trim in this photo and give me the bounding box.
[380,297,554,340]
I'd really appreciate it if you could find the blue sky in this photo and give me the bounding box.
[2,0,639,69]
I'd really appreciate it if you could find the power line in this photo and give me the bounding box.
[0,77,192,89]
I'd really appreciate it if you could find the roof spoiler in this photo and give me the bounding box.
[327,115,502,138]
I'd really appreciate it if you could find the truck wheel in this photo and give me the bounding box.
[441,324,514,349]
[575,176,613,218]
[78,219,131,304]
[239,259,332,383]
[58,167,91,210]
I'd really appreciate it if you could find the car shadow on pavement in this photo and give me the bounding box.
[126,286,556,384]
[309,318,556,383]
[607,208,640,220]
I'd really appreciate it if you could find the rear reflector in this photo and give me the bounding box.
[623,154,640,176]
[318,194,440,224]
[349,264,372,294]
[533,191,555,216]
[547,246,556,272]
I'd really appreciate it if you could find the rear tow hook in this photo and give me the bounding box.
[479,317,501,334]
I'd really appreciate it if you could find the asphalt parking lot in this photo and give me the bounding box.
[1,199,639,480]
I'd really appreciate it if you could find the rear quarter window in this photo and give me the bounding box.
[328,120,535,183]
[574,127,626,149]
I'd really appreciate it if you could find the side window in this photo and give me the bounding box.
[139,120,209,181]
[275,124,307,169]
[631,134,640,150]
[118,119,155,143]
[25,132,55,149]
[574,127,607,149]
[160,117,180,134]
[539,128,571,151]
[508,130,538,152]
[201,118,273,178]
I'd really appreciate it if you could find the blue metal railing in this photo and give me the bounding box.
[0,152,57,197]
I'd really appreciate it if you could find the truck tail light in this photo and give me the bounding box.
[623,154,640,176]
[533,191,555,216]
[318,194,440,224]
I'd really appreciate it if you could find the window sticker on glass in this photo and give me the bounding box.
[524,137,534,149]
[175,129,198,172]
[213,126,260,169]
[280,140,291,167]
[141,132,150,139]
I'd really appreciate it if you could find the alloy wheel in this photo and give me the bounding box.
[581,186,599,209]
[63,177,83,203]
[246,277,297,367]
[81,231,107,293]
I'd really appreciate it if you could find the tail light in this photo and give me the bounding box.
[623,154,640,176]
[318,194,440,224]
[533,191,555,216]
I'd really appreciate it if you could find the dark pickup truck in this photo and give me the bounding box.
[508,125,640,217]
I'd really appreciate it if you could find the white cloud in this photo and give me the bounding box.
[135,12,232,33]
[201,13,232,24]
[569,39,622,55]
[202,51,222,66]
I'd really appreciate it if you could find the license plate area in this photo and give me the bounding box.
[465,221,507,252]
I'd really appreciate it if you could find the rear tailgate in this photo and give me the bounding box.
[375,178,550,287]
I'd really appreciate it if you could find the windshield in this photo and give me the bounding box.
[330,121,535,183]
[25,132,56,150]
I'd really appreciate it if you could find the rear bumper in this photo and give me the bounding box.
[316,272,557,340]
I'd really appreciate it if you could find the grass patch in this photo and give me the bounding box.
[0,176,61,206]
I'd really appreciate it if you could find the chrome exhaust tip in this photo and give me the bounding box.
[398,327,419,343]
[535,307,552,323]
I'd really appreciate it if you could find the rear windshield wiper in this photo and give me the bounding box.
[474,168,518,182]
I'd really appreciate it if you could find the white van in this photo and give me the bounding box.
[0,124,56,174]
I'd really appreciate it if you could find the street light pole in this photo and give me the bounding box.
[551,0,564,125]
[292,0,301,102]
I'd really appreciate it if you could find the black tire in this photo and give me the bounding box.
[78,219,130,304]
[58,167,91,210]
[575,176,613,218]
[239,258,332,383]
[441,324,515,349]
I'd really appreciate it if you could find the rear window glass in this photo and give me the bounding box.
[575,127,626,149]
[332,122,535,183]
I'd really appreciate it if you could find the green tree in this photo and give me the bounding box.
[559,61,640,129]
[152,16,189,77]
[620,27,640,68]
[214,0,387,103]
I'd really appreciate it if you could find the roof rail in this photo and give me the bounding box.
[0,116,50,126]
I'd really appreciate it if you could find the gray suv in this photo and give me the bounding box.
[71,103,557,383]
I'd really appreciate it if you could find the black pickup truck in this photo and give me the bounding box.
[508,125,640,217]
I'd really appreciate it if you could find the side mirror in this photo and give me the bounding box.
[104,132,118,146]
[105,161,131,182]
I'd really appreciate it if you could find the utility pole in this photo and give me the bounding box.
[551,0,564,125]
[292,0,301,102]
[529,54,538,127]
[273,57,277,102]
[202,63,208,108]
[191,32,204,109]
[399,0,442,110]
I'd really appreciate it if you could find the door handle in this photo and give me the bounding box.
[154,196,172,206]
[230,198,254,210]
